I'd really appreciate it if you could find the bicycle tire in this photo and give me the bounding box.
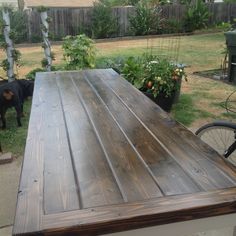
[196,121,236,166]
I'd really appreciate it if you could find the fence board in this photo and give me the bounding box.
[24,3,236,42]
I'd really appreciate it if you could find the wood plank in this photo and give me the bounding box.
[70,72,163,202]
[56,73,124,208]
[84,71,201,195]
[41,74,80,214]
[98,69,236,190]
[42,187,236,236]
[13,75,45,234]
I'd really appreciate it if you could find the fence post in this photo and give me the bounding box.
[25,9,32,42]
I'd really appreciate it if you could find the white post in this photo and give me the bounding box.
[40,11,52,71]
[2,8,15,81]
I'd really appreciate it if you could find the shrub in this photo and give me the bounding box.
[62,34,96,70]
[215,22,233,32]
[184,0,210,32]
[91,2,119,39]
[10,10,28,43]
[121,56,144,85]
[162,19,184,34]
[25,68,46,80]
[129,3,163,36]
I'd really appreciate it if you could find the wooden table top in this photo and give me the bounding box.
[13,69,236,236]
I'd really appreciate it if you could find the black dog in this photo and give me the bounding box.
[0,79,34,129]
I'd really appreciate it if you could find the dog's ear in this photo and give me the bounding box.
[3,89,14,101]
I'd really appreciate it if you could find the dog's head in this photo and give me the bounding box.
[3,89,14,101]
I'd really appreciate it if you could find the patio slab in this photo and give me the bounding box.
[0,226,13,236]
[0,156,22,228]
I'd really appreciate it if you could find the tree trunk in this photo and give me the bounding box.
[2,9,15,82]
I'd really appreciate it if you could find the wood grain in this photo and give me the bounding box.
[56,73,124,208]
[13,69,236,236]
[42,187,236,236]
[99,69,236,190]
[71,72,163,201]
[42,75,80,214]
[85,71,201,195]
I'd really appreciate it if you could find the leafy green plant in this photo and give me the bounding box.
[126,0,140,5]
[129,2,163,36]
[62,34,96,70]
[36,5,49,13]
[10,10,28,43]
[0,59,10,71]
[122,56,144,86]
[25,68,46,80]
[162,19,184,34]
[215,22,233,32]
[122,55,187,98]
[184,0,210,32]
[91,2,119,38]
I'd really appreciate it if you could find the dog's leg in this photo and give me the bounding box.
[15,103,22,127]
[20,102,25,117]
[0,108,7,129]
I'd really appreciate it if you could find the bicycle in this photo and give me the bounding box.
[195,90,236,166]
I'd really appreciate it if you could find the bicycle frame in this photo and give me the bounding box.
[224,130,236,159]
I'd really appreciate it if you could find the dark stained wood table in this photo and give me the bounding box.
[13,69,236,236]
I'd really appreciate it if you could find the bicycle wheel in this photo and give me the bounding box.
[196,121,236,166]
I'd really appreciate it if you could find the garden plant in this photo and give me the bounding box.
[122,55,187,111]
[0,5,21,81]
[91,1,119,39]
[129,2,163,36]
[62,34,96,70]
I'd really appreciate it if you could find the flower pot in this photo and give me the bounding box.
[143,91,175,112]
[173,79,182,104]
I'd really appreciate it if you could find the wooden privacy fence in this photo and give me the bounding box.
[26,6,136,41]
[25,3,236,42]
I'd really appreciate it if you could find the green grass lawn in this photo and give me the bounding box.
[0,32,234,156]
[0,100,31,156]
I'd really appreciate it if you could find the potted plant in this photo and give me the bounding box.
[122,55,187,112]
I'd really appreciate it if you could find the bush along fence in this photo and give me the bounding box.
[19,3,236,42]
